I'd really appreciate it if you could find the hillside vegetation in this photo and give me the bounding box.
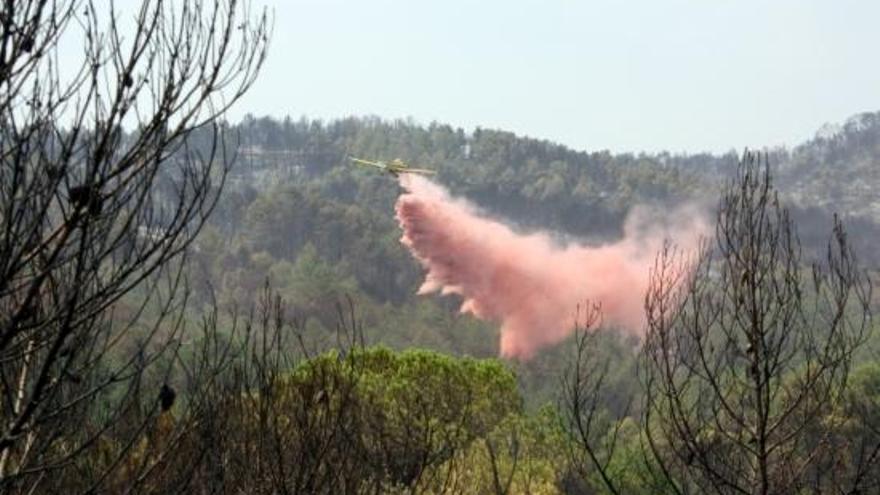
[192,112,880,349]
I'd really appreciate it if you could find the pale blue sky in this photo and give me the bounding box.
[232,0,880,154]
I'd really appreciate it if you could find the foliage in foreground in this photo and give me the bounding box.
[37,327,573,494]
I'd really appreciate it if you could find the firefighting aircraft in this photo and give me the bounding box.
[348,157,436,177]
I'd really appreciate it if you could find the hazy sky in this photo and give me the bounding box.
[231,0,880,154]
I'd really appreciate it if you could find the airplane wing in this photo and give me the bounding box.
[349,156,435,176]
[349,157,386,169]
[385,159,436,175]
[398,168,436,175]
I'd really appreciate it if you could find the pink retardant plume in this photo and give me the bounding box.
[395,174,709,360]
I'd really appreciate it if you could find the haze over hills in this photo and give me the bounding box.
[776,112,880,221]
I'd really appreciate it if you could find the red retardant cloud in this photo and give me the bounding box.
[395,175,708,360]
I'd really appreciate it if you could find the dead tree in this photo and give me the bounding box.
[642,153,874,494]
[563,154,877,495]
[0,0,269,491]
[560,303,637,495]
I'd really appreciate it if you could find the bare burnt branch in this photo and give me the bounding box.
[641,153,875,494]
[0,0,269,491]
[559,302,640,494]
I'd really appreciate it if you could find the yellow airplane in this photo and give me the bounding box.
[349,157,436,177]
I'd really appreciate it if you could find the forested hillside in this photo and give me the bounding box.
[181,112,880,408]
[220,112,880,254]
[195,112,880,321]
[777,112,880,222]
[172,118,880,492]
